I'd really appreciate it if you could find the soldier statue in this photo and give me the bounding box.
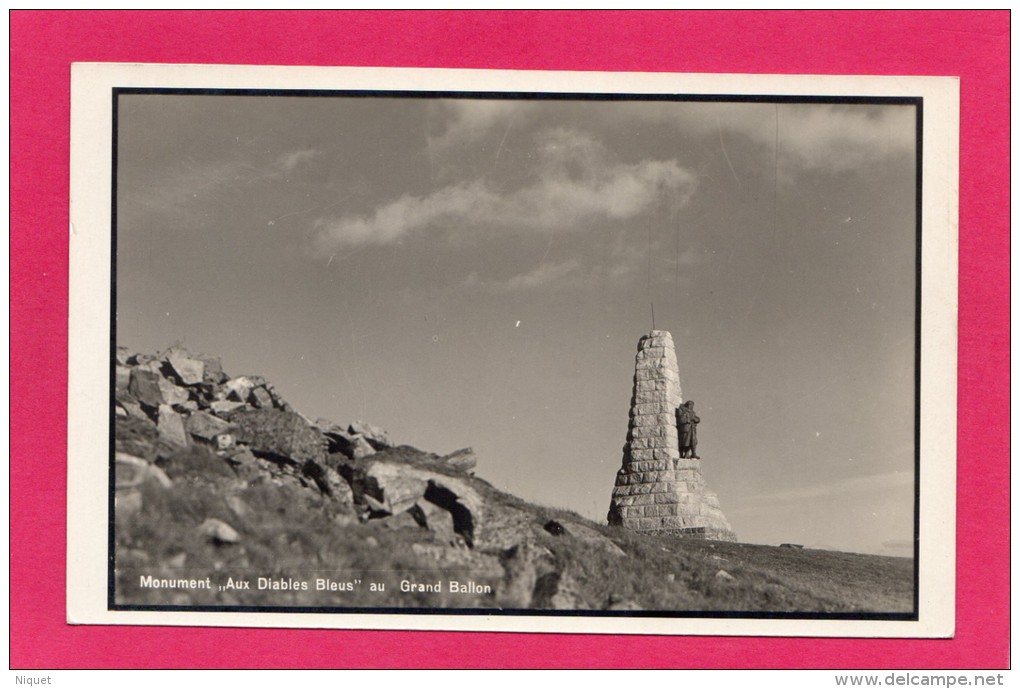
[677,400,700,459]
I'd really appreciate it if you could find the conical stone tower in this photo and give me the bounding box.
[607,330,736,541]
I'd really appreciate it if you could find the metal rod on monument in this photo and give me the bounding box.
[651,302,655,330]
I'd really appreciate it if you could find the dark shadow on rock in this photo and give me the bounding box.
[424,481,474,548]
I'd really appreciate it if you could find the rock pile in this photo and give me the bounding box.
[113,345,486,506]
[607,331,736,542]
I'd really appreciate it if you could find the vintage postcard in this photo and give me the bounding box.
[67,63,958,636]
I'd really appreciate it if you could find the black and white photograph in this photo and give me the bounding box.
[68,65,958,634]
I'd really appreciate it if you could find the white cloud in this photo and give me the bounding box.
[620,101,915,174]
[428,100,534,153]
[316,129,696,249]
[276,148,319,172]
[772,105,915,172]
[427,100,915,175]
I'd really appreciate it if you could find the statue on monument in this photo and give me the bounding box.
[677,400,700,459]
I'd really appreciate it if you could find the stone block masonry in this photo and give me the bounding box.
[608,330,736,542]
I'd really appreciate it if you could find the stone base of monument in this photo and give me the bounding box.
[608,456,737,542]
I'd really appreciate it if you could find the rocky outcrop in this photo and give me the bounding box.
[112,345,399,518]
[113,345,386,462]
[340,455,482,546]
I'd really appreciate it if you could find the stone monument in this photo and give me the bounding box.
[607,330,736,541]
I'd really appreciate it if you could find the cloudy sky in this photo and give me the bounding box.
[116,92,917,556]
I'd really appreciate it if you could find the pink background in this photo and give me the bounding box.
[10,11,1009,669]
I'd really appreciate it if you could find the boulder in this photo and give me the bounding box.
[136,359,166,375]
[319,425,350,450]
[210,400,247,416]
[300,459,336,496]
[349,420,392,449]
[197,518,240,545]
[231,408,327,463]
[157,377,191,407]
[165,349,205,386]
[321,466,354,505]
[261,381,292,412]
[197,354,226,385]
[543,519,566,536]
[361,462,429,515]
[248,386,274,409]
[186,411,235,442]
[223,377,256,403]
[349,435,376,460]
[128,369,165,407]
[157,405,189,447]
[322,427,374,460]
[416,499,457,542]
[350,459,481,547]
[417,474,481,547]
[440,447,477,474]
[116,395,151,423]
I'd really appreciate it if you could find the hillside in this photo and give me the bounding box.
[113,346,914,613]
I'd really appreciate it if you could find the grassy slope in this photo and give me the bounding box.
[472,482,913,613]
